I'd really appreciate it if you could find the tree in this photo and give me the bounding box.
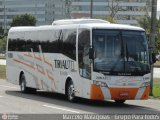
[107,0,120,22]
[0,27,4,36]
[0,36,6,53]
[137,16,151,34]
[65,0,72,18]
[10,14,37,27]
[0,27,6,53]
[138,16,160,53]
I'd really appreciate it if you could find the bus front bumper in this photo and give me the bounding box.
[90,84,150,101]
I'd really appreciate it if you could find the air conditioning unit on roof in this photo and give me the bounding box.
[52,19,110,25]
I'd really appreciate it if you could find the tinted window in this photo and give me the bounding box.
[59,29,76,60]
[8,28,76,59]
[8,30,61,53]
[8,38,26,52]
[93,29,150,76]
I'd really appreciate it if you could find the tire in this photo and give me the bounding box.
[115,100,126,104]
[66,81,76,102]
[20,74,28,93]
[20,74,36,93]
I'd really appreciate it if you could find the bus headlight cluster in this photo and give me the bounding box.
[140,82,150,88]
[93,80,108,87]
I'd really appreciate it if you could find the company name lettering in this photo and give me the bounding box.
[54,60,74,70]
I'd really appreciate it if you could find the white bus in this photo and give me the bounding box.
[6,19,154,103]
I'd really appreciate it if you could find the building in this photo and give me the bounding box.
[45,0,65,24]
[0,0,152,31]
[157,11,160,19]
[0,0,65,31]
[71,0,151,25]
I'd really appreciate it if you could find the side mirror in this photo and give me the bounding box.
[152,53,156,64]
[89,48,94,59]
[149,52,156,64]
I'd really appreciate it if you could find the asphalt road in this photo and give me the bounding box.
[0,80,160,115]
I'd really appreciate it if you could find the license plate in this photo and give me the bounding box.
[119,92,129,97]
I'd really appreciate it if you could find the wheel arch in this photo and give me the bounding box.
[65,76,73,95]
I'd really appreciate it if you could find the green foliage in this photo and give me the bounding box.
[94,16,116,23]
[10,14,37,27]
[0,27,4,36]
[137,16,151,34]
[0,27,6,52]
[0,65,6,79]
[155,35,160,53]
[0,36,7,52]
[153,79,160,97]
[138,16,160,53]
[105,16,116,23]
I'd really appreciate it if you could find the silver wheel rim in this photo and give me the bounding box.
[21,76,25,92]
[68,84,74,100]
[21,81,25,91]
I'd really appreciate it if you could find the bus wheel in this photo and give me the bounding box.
[20,74,36,93]
[20,74,28,93]
[115,100,126,104]
[67,81,76,102]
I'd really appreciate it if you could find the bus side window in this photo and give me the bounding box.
[59,29,76,60]
[8,39,15,51]
[78,29,91,79]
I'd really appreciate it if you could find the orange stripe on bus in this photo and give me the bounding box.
[42,54,53,71]
[45,60,53,71]
[90,84,104,100]
[46,70,56,89]
[46,71,54,80]
[141,86,150,100]
[24,53,33,58]
[36,64,45,75]
[13,59,35,70]
[34,53,42,61]
[109,88,139,100]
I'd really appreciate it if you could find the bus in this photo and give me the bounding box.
[6,19,155,103]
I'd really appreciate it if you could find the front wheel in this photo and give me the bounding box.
[66,81,76,102]
[115,100,126,104]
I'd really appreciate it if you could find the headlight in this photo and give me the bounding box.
[140,82,150,88]
[93,80,108,87]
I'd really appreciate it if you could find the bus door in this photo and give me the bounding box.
[78,28,91,97]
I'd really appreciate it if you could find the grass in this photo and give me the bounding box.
[154,61,160,67]
[0,56,5,59]
[0,65,6,79]
[152,78,160,98]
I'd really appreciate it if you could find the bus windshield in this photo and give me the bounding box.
[93,29,150,76]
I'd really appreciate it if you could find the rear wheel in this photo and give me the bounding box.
[20,74,28,93]
[20,74,36,93]
[66,81,76,102]
[115,100,126,104]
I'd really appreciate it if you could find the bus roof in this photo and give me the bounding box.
[9,20,144,32]
[81,23,145,31]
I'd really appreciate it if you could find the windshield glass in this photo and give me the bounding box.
[93,29,150,76]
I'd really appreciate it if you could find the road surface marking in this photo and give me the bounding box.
[0,95,3,97]
[0,85,18,89]
[43,105,80,113]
